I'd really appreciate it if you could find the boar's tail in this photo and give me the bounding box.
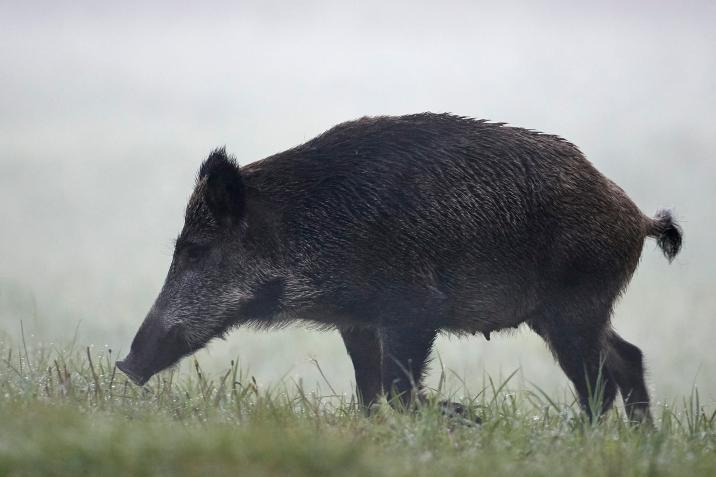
[646,209,683,262]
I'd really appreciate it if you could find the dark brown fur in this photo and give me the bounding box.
[118,113,682,423]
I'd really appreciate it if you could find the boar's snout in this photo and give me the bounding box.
[116,313,192,386]
[115,354,150,386]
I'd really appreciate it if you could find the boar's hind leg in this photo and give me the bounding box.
[340,327,383,408]
[530,306,618,421]
[605,330,652,424]
[381,327,438,408]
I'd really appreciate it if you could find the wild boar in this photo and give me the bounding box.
[117,113,682,423]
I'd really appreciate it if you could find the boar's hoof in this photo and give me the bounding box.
[438,400,482,425]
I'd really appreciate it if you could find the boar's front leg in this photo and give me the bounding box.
[340,327,383,408]
[381,327,438,408]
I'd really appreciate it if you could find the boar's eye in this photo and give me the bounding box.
[178,243,208,264]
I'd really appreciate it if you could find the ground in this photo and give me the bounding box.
[0,339,714,477]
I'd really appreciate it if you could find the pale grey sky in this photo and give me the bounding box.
[1,0,714,401]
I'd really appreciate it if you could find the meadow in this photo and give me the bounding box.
[2,3,715,476]
[0,334,714,477]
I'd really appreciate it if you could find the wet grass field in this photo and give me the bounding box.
[0,338,714,477]
[2,2,715,476]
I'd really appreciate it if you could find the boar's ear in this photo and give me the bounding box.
[199,148,245,224]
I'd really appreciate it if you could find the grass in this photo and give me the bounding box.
[0,336,714,476]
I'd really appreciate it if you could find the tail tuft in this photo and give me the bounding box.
[648,209,683,262]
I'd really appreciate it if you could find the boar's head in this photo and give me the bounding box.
[117,149,284,385]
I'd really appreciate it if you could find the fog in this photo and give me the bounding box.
[1,1,714,403]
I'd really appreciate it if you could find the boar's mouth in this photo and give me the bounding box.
[116,318,194,386]
[115,357,151,386]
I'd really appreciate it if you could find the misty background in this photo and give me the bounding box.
[1,1,714,404]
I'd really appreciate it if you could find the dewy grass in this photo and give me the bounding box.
[0,337,714,477]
